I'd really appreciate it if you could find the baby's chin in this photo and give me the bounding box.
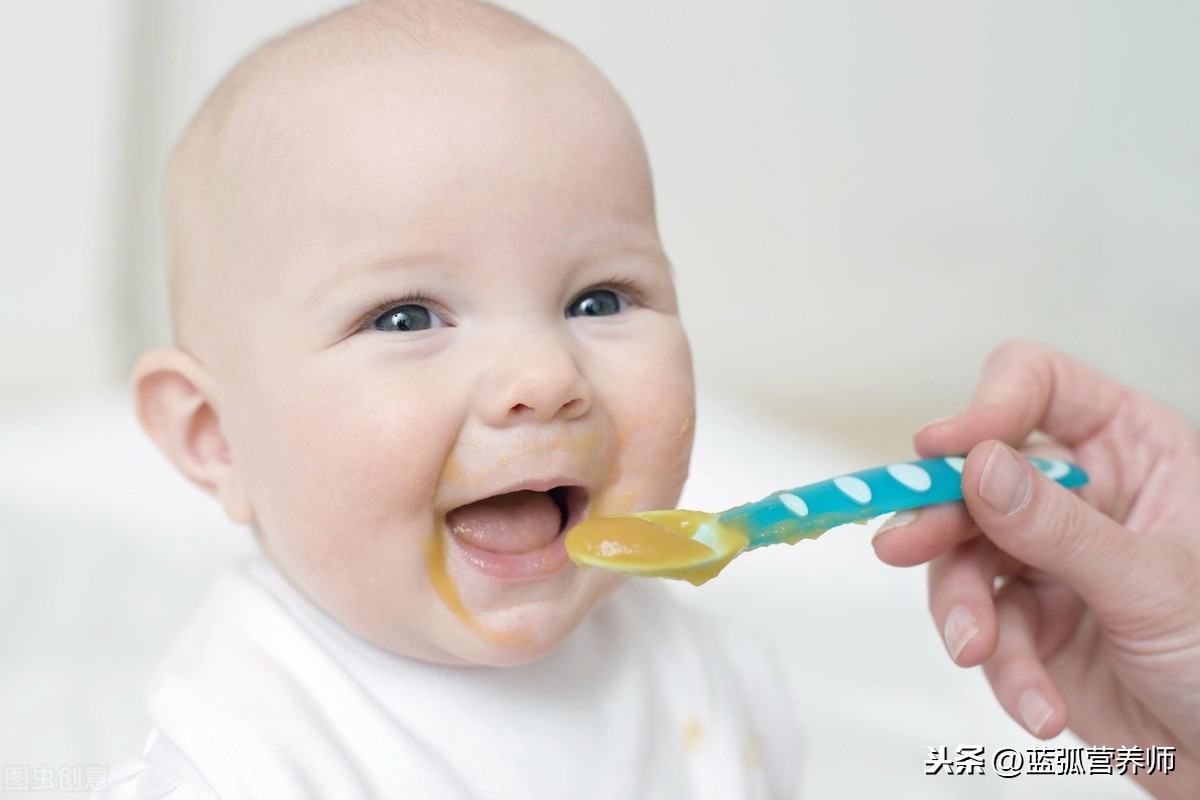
[416,568,625,668]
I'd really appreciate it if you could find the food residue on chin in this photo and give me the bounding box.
[426,530,532,648]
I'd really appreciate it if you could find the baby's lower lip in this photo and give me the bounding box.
[445,528,571,582]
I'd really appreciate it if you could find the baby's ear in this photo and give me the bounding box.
[132,349,253,524]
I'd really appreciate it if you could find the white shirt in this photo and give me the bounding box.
[97,556,802,799]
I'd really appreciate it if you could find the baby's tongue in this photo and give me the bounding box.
[446,490,563,554]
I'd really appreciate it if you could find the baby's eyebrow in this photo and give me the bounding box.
[302,253,441,310]
[565,239,672,273]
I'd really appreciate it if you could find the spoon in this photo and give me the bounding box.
[565,455,1088,585]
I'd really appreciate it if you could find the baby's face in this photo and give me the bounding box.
[208,46,694,665]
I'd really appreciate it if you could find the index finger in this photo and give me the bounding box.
[915,340,1129,457]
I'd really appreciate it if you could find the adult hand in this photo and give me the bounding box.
[872,341,1200,799]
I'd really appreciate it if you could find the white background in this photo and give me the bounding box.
[5,0,1195,797]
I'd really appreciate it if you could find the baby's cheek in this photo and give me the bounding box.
[237,370,454,571]
[628,399,694,504]
[638,327,695,469]
[599,338,695,513]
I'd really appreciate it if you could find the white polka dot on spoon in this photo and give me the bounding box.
[887,463,932,492]
[833,476,872,505]
[779,492,809,517]
[1036,459,1070,480]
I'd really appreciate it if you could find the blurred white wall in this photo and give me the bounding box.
[3,0,1198,446]
[1,1,132,395]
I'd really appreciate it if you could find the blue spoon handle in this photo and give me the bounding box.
[717,456,1088,550]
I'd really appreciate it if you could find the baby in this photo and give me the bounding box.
[105,1,800,797]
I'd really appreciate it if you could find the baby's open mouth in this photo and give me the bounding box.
[446,486,588,556]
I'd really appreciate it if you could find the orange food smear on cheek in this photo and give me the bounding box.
[425,530,532,648]
[439,454,466,492]
[591,414,689,518]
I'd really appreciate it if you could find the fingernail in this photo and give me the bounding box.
[978,445,1030,515]
[943,605,980,661]
[1018,690,1054,736]
[871,509,919,542]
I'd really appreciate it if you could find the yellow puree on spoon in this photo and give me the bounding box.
[564,510,750,586]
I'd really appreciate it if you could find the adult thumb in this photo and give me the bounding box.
[961,441,1175,637]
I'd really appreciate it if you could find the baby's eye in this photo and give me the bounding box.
[566,288,626,318]
[372,304,445,332]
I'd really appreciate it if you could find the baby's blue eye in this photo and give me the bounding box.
[567,289,624,318]
[372,304,440,332]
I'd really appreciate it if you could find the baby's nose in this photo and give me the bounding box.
[481,329,592,426]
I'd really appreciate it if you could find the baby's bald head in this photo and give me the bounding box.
[163,0,585,367]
